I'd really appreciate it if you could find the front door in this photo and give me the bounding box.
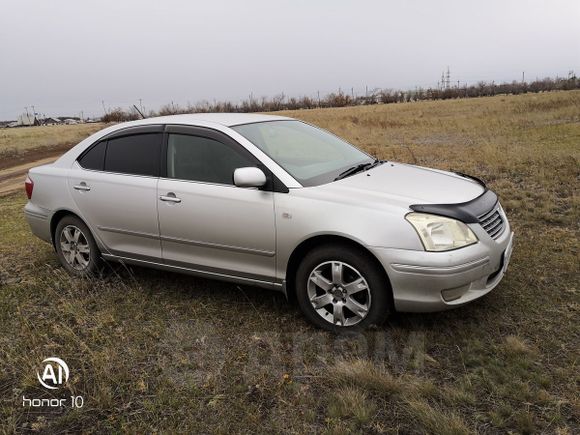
[157,127,276,282]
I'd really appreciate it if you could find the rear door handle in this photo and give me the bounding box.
[159,194,181,203]
[73,182,91,191]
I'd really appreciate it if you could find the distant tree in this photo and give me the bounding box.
[97,74,579,124]
[101,108,138,123]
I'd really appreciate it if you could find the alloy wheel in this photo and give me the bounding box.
[59,225,91,271]
[307,261,371,327]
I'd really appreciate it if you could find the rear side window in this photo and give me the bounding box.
[78,141,106,170]
[105,133,162,177]
[167,134,256,184]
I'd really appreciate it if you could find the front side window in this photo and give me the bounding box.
[232,120,372,186]
[167,134,256,185]
[105,133,162,177]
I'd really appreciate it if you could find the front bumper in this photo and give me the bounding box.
[370,218,514,312]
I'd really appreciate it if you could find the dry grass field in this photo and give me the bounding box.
[0,91,578,433]
[0,123,104,169]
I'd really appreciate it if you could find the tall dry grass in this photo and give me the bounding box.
[0,123,104,158]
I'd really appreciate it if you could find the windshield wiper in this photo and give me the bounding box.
[334,159,383,181]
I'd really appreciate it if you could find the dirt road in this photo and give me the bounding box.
[0,155,60,196]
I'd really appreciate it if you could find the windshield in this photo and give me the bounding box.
[232,120,373,186]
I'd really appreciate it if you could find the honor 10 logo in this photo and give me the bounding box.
[37,357,69,390]
[22,357,84,408]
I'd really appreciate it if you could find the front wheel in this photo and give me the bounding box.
[296,244,391,332]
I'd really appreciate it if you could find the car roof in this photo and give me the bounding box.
[124,113,293,128]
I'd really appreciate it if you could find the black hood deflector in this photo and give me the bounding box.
[409,189,498,224]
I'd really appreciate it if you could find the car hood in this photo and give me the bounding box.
[295,162,486,210]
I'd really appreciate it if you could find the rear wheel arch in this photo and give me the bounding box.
[50,210,85,249]
[285,235,393,306]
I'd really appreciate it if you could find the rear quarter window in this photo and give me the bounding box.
[78,141,106,170]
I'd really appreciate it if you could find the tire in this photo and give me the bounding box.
[296,243,391,332]
[54,215,102,277]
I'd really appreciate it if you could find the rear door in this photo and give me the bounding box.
[157,126,277,283]
[69,126,163,261]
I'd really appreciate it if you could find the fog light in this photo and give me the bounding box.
[441,285,470,302]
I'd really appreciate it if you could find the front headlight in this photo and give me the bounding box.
[405,212,478,251]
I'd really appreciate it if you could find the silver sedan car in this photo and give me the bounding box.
[24,114,514,331]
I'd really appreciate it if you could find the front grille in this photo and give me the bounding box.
[478,206,504,239]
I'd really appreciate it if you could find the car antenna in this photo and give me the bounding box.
[133,104,146,119]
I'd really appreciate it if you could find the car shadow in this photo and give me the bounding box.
[100,259,505,337]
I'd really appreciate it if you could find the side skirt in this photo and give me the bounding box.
[101,253,285,293]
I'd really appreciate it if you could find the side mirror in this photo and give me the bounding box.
[234,167,267,188]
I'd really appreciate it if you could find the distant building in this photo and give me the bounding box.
[17,113,40,126]
[43,117,62,125]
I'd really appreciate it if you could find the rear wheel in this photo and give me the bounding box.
[296,244,391,332]
[54,216,101,277]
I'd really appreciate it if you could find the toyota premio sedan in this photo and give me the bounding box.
[24,114,514,331]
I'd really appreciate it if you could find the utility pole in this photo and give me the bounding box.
[351,87,354,100]
[317,90,320,107]
[445,66,450,89]
[102,100,107,115]
[522,71,525,83]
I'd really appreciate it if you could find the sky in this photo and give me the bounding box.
[0,0,579,120]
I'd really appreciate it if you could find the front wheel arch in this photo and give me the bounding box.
[285,235,394,309]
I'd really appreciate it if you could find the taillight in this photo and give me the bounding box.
[25,174,34,199]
